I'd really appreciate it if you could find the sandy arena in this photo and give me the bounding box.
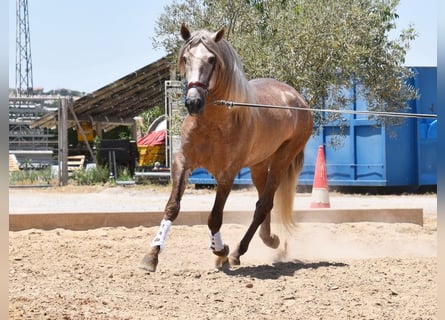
[9,186,437,319]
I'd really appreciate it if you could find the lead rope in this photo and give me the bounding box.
[215,100,437,119]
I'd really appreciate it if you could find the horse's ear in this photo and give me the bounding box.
[180,22,191,41]
[212,27,225,43]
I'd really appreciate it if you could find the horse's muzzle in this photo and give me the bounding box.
[185,97,204,116]
[185,88,205,116]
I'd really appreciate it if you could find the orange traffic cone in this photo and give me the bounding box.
[310,145,330,208]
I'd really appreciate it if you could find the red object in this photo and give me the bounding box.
[137,129,166,146]
[310,145,330,208]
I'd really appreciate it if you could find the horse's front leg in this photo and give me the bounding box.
[208,180,233,268]
[140,152,190,272]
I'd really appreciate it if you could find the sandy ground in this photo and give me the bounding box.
[9,186,437,319]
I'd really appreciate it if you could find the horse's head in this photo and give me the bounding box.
[178,23,225,116]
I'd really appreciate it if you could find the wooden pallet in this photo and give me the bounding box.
[9,154,20,172]
[67,155,85,173]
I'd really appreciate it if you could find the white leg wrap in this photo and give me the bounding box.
[150,219,172,250]
[209,231,224,252]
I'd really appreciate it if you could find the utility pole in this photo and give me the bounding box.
[15,0,33,97]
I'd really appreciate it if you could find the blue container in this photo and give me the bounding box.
[300,67,436,187]
[188,67,437,188]
[189,167,252,185]
[298,118,418,186]
[413,67,437,185]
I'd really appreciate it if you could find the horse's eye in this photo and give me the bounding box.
[208,56,216,65]
[182,56,187,64]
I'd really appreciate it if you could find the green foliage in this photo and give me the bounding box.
[102,126,132,140]
[70,165,110,185]
[9,165,135,186]
[153,0,418,127]
[70,166,135,185]
[116,167,134,181]
[138,105,165,134]
[9,167,54,186]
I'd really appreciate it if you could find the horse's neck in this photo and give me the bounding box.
[197,102,252,134]
[203,76,254,125]
[219,76,254,104]
[213,51,254,104]
[202,53,254,122]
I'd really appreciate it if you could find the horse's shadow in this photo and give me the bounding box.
[220,260,348,280]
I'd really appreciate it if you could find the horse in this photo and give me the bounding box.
[141,23,313,272]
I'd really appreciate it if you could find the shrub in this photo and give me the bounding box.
[70,165,110,185]
[9,167,54,186]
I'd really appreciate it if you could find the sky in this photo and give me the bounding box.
[8,0,437,93]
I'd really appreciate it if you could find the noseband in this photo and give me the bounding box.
[187,81,209,91]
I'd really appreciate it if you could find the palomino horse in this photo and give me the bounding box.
[141,23,313,271]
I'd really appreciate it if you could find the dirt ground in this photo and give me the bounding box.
[9,186,437,319]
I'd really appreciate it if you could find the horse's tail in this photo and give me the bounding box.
[273,151,305,232]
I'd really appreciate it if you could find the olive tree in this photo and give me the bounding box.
[153,0,417,127]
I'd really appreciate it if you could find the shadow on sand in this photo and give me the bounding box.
[221,260,348,280]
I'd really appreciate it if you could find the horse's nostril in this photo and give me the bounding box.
[185,98,203,115]
[185,98,200,107]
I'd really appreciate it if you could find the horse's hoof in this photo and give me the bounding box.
[213,244,229,268]
[212,244,230,257]
[261,233,280,249]
[140,253,158,272]
[228,255,240,267]
[269,234,280,249]
[275,239,289,261]
[215,255,229,268]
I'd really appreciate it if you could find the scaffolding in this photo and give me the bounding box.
[9,96,58,152]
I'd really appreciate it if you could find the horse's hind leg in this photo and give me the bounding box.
[228,165,282,266]
[259,213,280,248]
[140,152,190,272]
[250,162,280,249]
